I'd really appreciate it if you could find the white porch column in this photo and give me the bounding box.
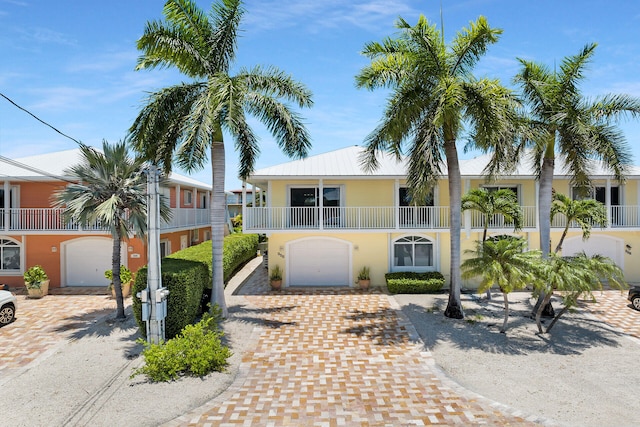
[463,179,471,238]
[318,179,324,230]
[535,181,540,231]
[606,179,611,228]
[3,181,9,232]
[394,179,400,230]
[175,184,181,227]
[241,182,247,232]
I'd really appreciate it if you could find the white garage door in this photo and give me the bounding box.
[562,235,623,268]
[288,238,350,287]
[64,238,125,287]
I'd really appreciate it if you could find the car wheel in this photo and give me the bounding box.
[0,303,15,326]
[632,296,640,311]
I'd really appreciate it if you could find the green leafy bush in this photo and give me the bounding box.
[131,310,231,382]
[385,271,445,294]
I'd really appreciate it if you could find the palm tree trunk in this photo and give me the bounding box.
[554,226,569,254]
[482,224,491,300]
[533,155,555,317]
[112,229,125,319]
[444,140,464,319]
[210,140,228,317]
[535,292,553,334]
[501,292,509,333]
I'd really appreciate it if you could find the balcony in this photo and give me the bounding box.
[244,205,640,232]
[0,208,210,233]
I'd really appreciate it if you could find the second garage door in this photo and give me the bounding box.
[63,237,126,287]
[288,238,351,287]
[562,235,624,269]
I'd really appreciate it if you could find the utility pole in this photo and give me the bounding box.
[139,165,169,344]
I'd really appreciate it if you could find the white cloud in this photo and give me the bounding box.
[243,0,418,33]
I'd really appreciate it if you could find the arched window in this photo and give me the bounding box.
[0,238,21,272]
[393,236,433,270]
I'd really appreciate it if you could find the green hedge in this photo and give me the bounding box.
[132,258,208,340]
[132,234,259,339]
[167,234,259,286]
[385,271,445,294]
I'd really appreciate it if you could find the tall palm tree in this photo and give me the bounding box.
[551,192,607,254]
[514,43,640,315]
[462,187,522,299]
[356,16,518,319]
[53,141,152,319]
[128,0,313,317]
[461,238,540,332]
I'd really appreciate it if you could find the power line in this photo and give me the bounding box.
[0,92,86,147]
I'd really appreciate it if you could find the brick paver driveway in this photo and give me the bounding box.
[0,290,116,380]
[172,286,537,426]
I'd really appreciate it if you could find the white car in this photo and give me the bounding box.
[0,290,17,326]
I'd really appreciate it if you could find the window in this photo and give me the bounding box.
[0,238,21,271]
[289,186,342,227]
[481,185,520,203]
[572,186,619,205]
[200,193,207,209]
[191,229,199,242]
[393,236,434,270]
[184,190,193,206]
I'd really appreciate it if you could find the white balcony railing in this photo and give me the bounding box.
[0,208,210,232]
[245,205,640,232]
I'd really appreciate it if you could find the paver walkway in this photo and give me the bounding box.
[170,264,538,426]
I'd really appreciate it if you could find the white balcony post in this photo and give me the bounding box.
[318,179,324,230]
[3,181,9,232]
[241,182,247,233]
[606,179,611,228]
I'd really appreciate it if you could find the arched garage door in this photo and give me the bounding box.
[63,237,126,287]
[562,235,624,269]
[287,238,351,287]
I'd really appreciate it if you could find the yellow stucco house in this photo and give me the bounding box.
[242,145,640,289]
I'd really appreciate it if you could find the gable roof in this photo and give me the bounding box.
[249,145,640,182]
[1,148,212,190]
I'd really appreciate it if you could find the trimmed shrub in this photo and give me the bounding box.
[131,310,231,382]
[168,233,259,286]
[132,258,208,339]
[385,271,446,294]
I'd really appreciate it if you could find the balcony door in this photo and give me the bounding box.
[0,186,19,229]
[399,187,433,228]
[289,186,341,228]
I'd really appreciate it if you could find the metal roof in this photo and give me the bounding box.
[1,148,212,190]
[249,145,640,181]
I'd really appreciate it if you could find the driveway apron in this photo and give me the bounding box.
[172,278,535,426]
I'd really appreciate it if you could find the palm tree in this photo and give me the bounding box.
[462,188,522,243]
[355,15,518,319]
[53,141,155,319]
[462,188,522,299]
[514,44,640,314]
[551,192,607,254]
[534,252,625,333]
[461,238,540,332]
[128,0,313,317]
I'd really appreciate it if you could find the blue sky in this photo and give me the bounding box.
[1,0,639,190]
